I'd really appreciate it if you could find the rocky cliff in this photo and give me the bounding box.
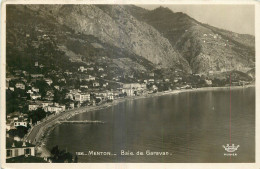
[126,6,255,74]
[25,5,190,72]
[7,5,255,75]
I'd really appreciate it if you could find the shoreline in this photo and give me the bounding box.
[35,84,255,157]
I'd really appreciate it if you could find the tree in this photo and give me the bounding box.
[50,145,73,163]
[74,155,78,163]
[27,108,52,124]
[95,98,101,103]
[8,126,29,138]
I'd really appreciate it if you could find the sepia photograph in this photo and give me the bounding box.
[0,1,258,167]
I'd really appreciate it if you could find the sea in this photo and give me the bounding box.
[46,87,255,163]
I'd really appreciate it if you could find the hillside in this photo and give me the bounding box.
[6,5,162,77]
[6,5,255,76]
[24,5,191,72]
[125,6,255,74]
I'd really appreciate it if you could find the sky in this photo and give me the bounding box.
[138,5,255,35]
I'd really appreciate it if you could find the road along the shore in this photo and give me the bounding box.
[25,85,254,147]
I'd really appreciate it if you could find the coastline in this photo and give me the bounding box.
[35,84,255,157]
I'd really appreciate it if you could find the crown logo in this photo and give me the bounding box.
[222,144,239,152]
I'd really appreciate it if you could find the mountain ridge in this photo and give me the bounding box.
[6,4,255,76]
[125,5,255,74]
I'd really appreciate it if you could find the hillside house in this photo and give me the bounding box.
[58,78,66,83]
[98,67,104,71]
[27,90,34,94]
[6,138,35,159]
[64,71,72,75]
[28,103,42,111]
[31,74,44,78]
[54,85,60,90]
[32,87,40,92]
[151,85,158,91]
[42,101,53,108]
[9,87,14,91]
[69,103,75,109]
[93,82,100,87]
[15,83,25,90]
[113,77,119,81]
[31,93,41,100]
[80,85,88,89]
[95,94,103,100]
[6,121,16,131]
[46,90,54,99]
[14,120,27,128]
[149,73,155,77]
[44,78,53,85]
[78,66,88,72]
[87,67,94,71]
[108,94,114,100]
[86,75,95,81]
[100,73,107,78]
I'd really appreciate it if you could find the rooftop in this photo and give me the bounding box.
[6,155,47,163]
[6,137,35,149]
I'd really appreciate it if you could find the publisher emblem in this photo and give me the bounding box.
[222,144,239,156]
[222,144,239,152]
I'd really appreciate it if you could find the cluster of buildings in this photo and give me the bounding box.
[29,101,66,114]
[121,83,147,96]
[6,112,30,131]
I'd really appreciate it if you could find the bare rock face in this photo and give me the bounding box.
[13,5,254,75]
[26,5,190,72]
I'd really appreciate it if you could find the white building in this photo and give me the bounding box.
[122,83,147,96]
[31,74,44,78]
[54,85,60,90]
[15,83,25,90]
[44,78,53,85]
[108,94,114,100]
[85,75,95,81]
[6,138,35,159]
[14,121,27,128]
[9,87,15,91]
[74,93,91,103]
[78,66,88,72]
[27,90,34,94]
[98,67,104,71]
[28,103,42,111]
[44,105,65,114]
[80,85,88,89]
[31,93,41,100]
[205,79,212,85]
[69,103,75,109]
[42,102,53,108]
[93,82,100,87]
[32,87,40,92]
[148,79,155,83]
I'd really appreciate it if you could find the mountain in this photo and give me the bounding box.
[6,5,255,76]
[125,6,255,74]
[24,5,191,72]
[5,5,166,77]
